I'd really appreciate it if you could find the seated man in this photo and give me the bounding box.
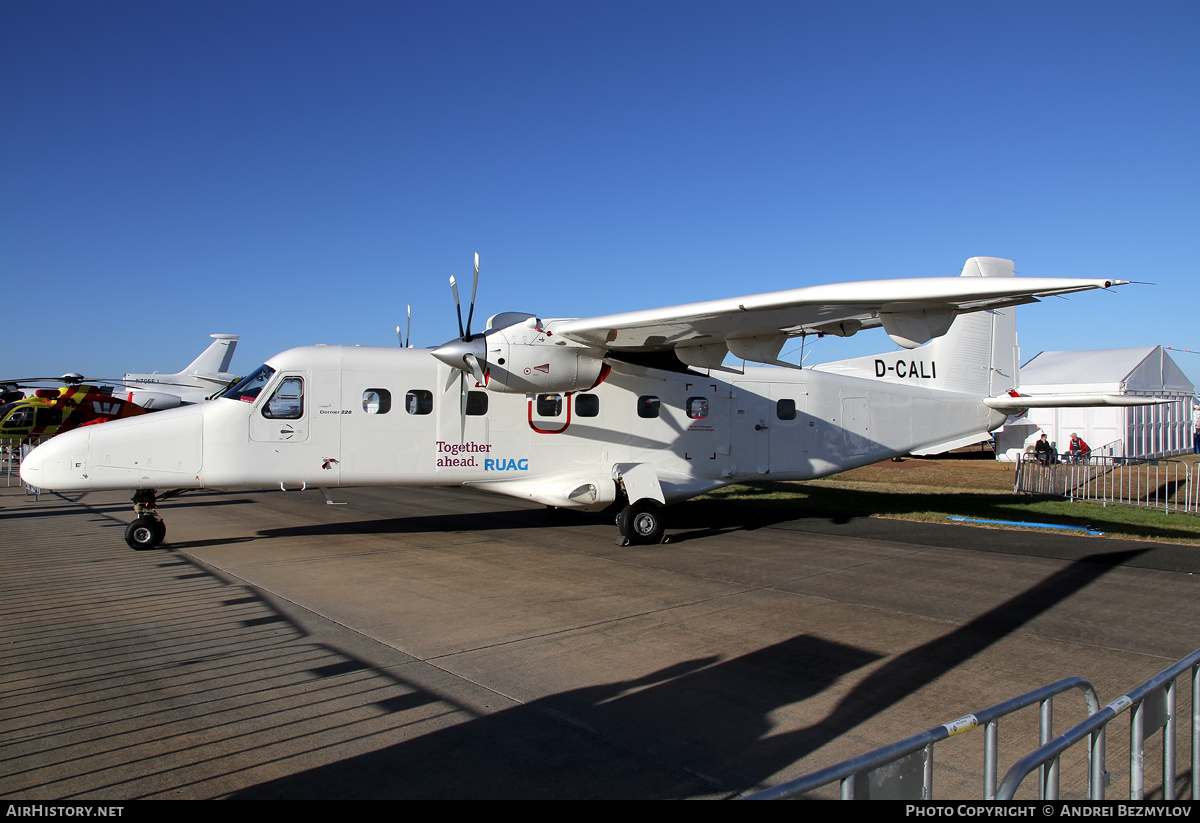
[1066,432,1090,464]
[1034,433,1056,465]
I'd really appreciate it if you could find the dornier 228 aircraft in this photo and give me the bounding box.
[21,255,1131,550]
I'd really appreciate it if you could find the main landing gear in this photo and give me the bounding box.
[615,499,668,547]
[124,489,184,550]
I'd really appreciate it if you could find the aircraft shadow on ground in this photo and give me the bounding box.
[225,548,1143,799]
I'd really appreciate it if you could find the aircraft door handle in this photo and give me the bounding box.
[755,423,768,431]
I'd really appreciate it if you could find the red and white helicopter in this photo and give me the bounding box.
[21,255,1135,549]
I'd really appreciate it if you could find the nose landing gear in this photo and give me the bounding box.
[125,516,166,550]
[124,489,179,550]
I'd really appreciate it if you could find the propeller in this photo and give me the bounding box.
[432,252,489,382]
[431,253,489,440]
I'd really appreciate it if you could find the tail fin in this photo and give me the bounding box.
[184,334,239,376]
[813,256,1019,396]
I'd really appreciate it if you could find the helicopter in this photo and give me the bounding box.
[0,378,149,442]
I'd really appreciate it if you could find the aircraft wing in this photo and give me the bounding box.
[546,275,1125,362]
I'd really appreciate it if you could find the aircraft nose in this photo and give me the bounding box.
[17,444,43,486]
[19,430,87,489]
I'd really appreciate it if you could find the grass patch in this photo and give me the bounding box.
[699,469,1200,545]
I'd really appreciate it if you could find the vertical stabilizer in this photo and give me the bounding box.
[813,256,1019,397]
[184,334,239,376]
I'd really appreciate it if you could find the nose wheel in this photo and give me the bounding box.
[126,489,170,550]
[125,516,166,550]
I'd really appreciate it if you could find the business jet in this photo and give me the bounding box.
[20,256,1131,550]
[120,333,240,408]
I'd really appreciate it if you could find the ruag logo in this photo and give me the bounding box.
[484,457,529,472]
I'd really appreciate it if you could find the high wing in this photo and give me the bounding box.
[546,258,1125,367]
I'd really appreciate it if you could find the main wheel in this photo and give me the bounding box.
[618,500,665,545]
[125,516,164,550]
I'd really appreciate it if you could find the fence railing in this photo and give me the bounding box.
[748,648,1200,801]
[743,678,1100,800]
[997,648,1200,800]
[2,435,50,491]
[1014,455,1196,514]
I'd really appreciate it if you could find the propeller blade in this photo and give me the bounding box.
[458,371,467,443]
[465,252,479,339]
[449,275,464,339]
[463,352,486,386]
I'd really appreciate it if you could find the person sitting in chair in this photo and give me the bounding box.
[1066,432,1090,464]
[1034,433,1056,465]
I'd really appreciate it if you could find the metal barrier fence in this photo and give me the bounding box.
[998,648,1200,800]
[2,436,47,490]
[3,436,49,496]
[743,677,1100,800]
[747,648,1200,801]
[18,442,42,498]
[1014,455,1195,514]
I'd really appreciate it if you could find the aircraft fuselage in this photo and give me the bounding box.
[21,344,1004,508]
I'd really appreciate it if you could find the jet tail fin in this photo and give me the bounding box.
[184,334,239,376]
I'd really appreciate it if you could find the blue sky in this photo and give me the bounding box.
[4,1,1198,389]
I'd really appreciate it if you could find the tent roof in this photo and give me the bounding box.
[1020,346,1194,394]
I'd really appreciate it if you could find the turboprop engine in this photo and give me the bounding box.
[427,255,608,396]
[432,314,608,394]
[122,390,184,410]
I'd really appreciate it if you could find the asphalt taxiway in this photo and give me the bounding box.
[2,481,1198,799]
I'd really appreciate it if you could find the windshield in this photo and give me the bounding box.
[220,365,276,402]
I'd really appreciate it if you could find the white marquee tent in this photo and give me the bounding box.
[994,346,1195,461]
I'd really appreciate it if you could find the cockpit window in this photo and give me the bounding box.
[221,365,276,402]
[261,377,304,419]
[2,405,33,430]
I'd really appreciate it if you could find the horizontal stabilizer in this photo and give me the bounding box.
[983,394,1173,412]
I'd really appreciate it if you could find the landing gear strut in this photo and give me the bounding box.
[125,489,166,550]
[615,499,667,546]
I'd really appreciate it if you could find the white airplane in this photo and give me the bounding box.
[120,334,240,409]
[21,256,1132,550]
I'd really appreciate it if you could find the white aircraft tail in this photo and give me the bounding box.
[183,334,239,376]
[813,256,1019,397]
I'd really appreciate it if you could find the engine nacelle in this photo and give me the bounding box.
[483,321,607,394]
[125,390,184,410]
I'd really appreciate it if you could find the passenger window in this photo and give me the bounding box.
[406,390,433,415]
[362,389,391,414]
[262,377,304,419]
[575,394,599,417]
[637,396,660,419]
[537,394,562,417]
[466,391,488,416]
[777,399,797,421]
[686,397,708,419]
